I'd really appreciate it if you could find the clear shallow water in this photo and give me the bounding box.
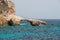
[0,19,60,40]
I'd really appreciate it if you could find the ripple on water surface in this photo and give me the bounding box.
[0,24,60,40]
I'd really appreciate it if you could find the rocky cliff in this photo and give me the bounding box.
[0,15,8,26]
[0,0,47,26]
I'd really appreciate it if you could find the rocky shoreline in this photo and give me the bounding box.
[0,0,47,26]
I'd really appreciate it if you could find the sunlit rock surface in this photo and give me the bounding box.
[0,15,8,26]
[27,20,47,26]
[0,0,47,26]
[6,15,25,25]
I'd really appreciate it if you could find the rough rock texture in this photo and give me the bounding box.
[0,0,15,26]
[0,0,15,16]
[27,19,47,26]
[6,15,25,25]
[0,15,8,26]
[6,0,15,15]
[0,0,47,26]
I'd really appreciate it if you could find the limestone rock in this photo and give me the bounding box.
[7,0,15,15]
[0,0,47,26]
[6,15,25,26]
[0,15,8,26]
[0,0,15,16]
[4,14,47,26]
[7,19,14,26]
[27,20,47,26]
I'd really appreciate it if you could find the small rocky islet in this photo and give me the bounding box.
[0,0,47,26]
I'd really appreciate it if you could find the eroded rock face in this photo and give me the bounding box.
[0,15,8,26]
[0,0,15,16]
[6,15,25,25]
[28,20,47,26]
[6,0,15,15]
[0,0,15,26]
[0,0,47,26]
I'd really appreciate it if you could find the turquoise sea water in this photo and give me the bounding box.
[0,19,60,40]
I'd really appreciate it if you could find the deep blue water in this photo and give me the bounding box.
[0,19,60,40]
